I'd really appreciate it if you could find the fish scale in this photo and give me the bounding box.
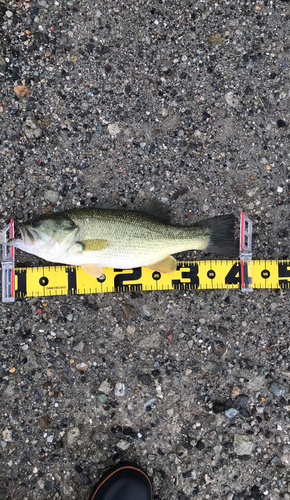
[67,208,209,269]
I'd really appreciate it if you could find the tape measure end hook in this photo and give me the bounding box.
[240,211,253,293]
[2,219,15,303]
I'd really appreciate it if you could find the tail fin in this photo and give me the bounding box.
[198,214,238,257]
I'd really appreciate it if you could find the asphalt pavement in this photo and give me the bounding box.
[1,1,290,499]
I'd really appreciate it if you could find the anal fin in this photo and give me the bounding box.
[81,263,103,278]
[147,255,177,273]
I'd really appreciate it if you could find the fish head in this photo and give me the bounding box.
[9,215,78,259]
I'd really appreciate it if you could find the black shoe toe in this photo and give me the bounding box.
[91,464,152,500]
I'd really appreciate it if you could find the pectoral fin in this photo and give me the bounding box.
[81,263,103,278]
[147,255,177,273]
[77,239,108,251]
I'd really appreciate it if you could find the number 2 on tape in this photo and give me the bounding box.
[114,268,142,291]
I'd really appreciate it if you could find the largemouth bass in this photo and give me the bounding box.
[9,201,238,277]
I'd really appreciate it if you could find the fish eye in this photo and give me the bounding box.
[32,220,42,228]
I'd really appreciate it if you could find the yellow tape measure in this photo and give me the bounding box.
[10,260,290,299]
[2,214,290,302]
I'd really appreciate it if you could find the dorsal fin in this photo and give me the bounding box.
[93,200,120,210]
[138,200,171,223]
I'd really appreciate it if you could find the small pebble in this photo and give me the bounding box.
[116,439,130,451]
[108,123,121,137]
[97,394,108,403]
[23,117,42,139]
[233,434,254,456]
[212,340,226,357]
[67,427,80,445]
[239,408,251,418]
[14,85,29,98]
[30,6,39,15]
[44,190,58,203]
[208,32,223,44]
[99,380,112,394]
[277,119,286,128]
[44,481,53,491]
[74,341,85,352]
[234,394,249,406]
[41,416,50,429]
[225,92,239,108]
[80,475,91,485]
[76,363,89,371]
[2,427,12,442]
[114,382,126,397]
[269,382,285,397]
[196,440,205,450]
[126,325,135,335]
[225,408,239,419]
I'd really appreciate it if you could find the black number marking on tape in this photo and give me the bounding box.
[152,271,161,281]
[14,269,27,298]
[66,267,77,294]
[114,268,142,292]
[278,262,290,289]
[225,263,241,285]
[39,276,49,287]
[241,262,252,287]
[261,269,270,279]
[207,270,216,279]
[172,263,199,290]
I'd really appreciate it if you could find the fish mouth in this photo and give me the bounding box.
[8,224,35,248]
